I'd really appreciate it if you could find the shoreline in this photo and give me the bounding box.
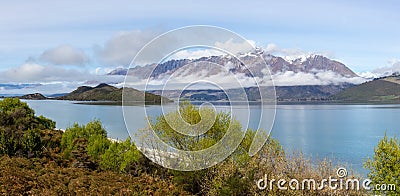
[4,97,400,106]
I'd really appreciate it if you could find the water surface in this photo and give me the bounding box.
[24,100,400,174]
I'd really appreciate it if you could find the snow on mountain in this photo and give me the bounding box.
[108,48,365,88]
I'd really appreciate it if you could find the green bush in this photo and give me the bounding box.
[365,134,400,196]
[0,98,55,131]
[0,128,18,155]
[61,120,110,162]
[21,129,42,158]
[0,98,55,157]
[100,138,142,173]
[141,101,255,194]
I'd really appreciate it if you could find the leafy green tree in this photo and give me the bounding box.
[0,128,18,155]
[100,138,142,173]
[0,98,55,157]
[61,120,110,161]
[36,115,56,130]
[87,134,111,160]
[140,101,256,194]
[365,134,400,196]
[21,129,42,158]
[150,101,238,152]
[70,137,96,169]
[100,140,122,171]
[0,98,55,131]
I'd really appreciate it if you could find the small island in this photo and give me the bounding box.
[13,83,172,105]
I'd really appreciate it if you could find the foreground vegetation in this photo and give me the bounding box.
[0,98,398,195]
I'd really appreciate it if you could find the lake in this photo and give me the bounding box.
[23,100,400,175]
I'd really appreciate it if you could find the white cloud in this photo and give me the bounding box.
[95,29,162,66]
[358,59,400,78]
[123,65,366,91]
[0,63,124,83]
[0,81,113,95]
[264,43,335,62]
[40,45,89,65]
[169,49,224,60]
[0,63,86,82]
[373,59,400,76]
[357,71,380,79]
[214,39,256,55]
[95,29,258,66]
[272,71,366,86]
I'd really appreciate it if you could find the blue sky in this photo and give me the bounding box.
[0,0,399,93]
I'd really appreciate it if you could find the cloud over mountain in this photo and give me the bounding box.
[264,43,335,62]
[115,49,365,89]
[94,29,163,66]
[358,59,400,79]
[0,63,124,84]
[40,45,89,66]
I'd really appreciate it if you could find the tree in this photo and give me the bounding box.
[70,137,96,169]
[0,98,55,157]
[140,101,257,194]
[100,138,142,174]
[61,120,110,162]
[364,134,400,196]
[87,134,111,161]
[0,98,55,131]
[21,129,42,158]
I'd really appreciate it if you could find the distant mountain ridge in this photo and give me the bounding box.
[149,84,353,102]
[107,51,360,102]
[108,50,358,81]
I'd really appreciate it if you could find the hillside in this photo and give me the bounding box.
[59,83,171,103]
[149,84,352,102]
[18,93,47,100]
[275,84,353,101]
[332,75,400,103]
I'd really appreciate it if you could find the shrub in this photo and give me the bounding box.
[0,98,55,131]
[364,134,400,196]
[100,138,143,174]
[61,120,110,164]
[0,98,55,157]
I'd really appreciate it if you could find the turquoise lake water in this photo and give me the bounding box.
[23,100,400,175]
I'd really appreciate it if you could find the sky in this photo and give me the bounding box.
[0,0,399,93]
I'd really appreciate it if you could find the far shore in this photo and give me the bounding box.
[3,96,400,105]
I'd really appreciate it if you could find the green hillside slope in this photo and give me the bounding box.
[59,83,171,104]
[332,76,400,103]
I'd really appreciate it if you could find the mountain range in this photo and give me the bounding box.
[108,49,358,81]
[106,49,363,102]
[12,50,400,103]
[6,50,368,103]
